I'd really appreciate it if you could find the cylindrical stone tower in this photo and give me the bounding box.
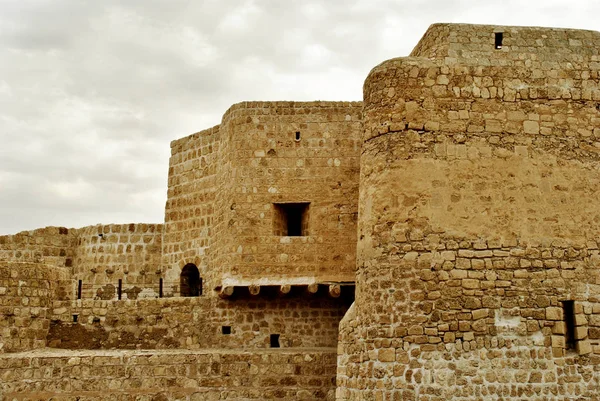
[337,23,600,400]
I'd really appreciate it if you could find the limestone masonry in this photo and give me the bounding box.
[2,23,600,400]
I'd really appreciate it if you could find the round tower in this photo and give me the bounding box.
[338,23,600,400]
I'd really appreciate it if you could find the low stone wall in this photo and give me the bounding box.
[0,227,75,268]
[73,223,163,300]
[48,295,350,350]
[0,263,69,353]
[0,348,337,400]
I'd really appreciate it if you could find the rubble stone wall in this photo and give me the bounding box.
[214,102,362,285]
[162,126,220,295]
[0,227,76,268]
[162,102,362,300]
[73,224,163,300]
[0,263,69,353]
[337,23,600,400]
[47,295,350,350]
[0,348,337,400]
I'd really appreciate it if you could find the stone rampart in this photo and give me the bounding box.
[47,295,349,350]
[0,263,69,353]
[0,348,336,400]
[73,223,163,300]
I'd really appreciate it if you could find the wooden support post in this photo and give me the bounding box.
[307,283,319,294]
[219,286,234,299]
[249,284,260,296]
[328,284,341,298]
[279,284,291,296]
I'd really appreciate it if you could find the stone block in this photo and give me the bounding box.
[378,348,396,362]
[546,307,563,321]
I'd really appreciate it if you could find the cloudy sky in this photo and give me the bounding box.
[0,0,598,234]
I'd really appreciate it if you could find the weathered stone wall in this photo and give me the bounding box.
[338,23,600,400]
[0,226,76,268]
[0,263,69,353]
[162,101,361,298]
[411,23,600,62]
[214,101,362,287]
[73,224,163,300]
[0,348,337,400]
[162,126,220,296]
[47,294,350,350]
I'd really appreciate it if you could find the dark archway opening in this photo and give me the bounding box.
[180,263,202,297]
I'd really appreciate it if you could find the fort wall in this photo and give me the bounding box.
[73,224,163,300]
[213,102,362,286]
[337,23,600,400]
[162,126,220,295]
[46,295,348,350]
[0,348,337,400]
[4,22,600,401]
[0,263,69,353]
[0,227,76,268]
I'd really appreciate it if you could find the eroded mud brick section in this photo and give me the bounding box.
[337,23,600,401]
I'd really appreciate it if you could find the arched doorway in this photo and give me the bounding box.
[180,263,202,297]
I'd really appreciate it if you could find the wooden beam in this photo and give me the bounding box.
[279,284,291,296]
[248,284,260,296]
[219,286,234,299]
[328,284,341,298]
[307,283,319,294]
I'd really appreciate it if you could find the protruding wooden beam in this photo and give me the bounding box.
[279,284,291,296]
[328,284,341,298]
[307,283,319,294]
[249,284,260,296]
[219,286,234,299]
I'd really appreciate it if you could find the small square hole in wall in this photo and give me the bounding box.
[270,334,280,348]
[273,203,310,236]
[222,326,231,335]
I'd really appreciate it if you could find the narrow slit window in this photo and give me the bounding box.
[562,300,576,350]
[295,131,301,141]
[117,279,122,300]
[159,278,163,298]
[495,32,504,49]
[273,203,310,236]
[77,280,82,300]
[270,334,280,348]
[222,326,231,335]
[73,314,78,323]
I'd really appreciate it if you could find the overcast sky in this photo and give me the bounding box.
[0,0,598,234]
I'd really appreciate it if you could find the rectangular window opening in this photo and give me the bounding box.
[270,333,280,348]
[222,325,231,335]
[72,314,78,323]
[77,280,82,300]
[159,278,163,298]
[117,279,122,300]
[273,203,310,236]
[562,300,576,350]
[295,131,301,141]
[495,32,504,49]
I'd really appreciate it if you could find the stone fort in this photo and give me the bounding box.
[2,23,600,400]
